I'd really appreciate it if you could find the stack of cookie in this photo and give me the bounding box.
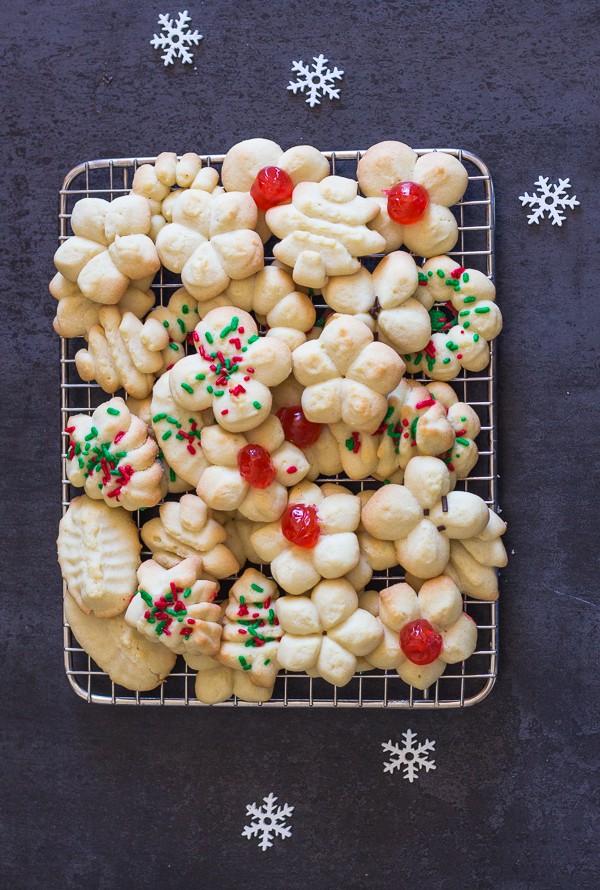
[55,139,507,702]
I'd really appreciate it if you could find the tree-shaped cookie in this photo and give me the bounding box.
[125,556,222,657]
[58,495,141,618]
[250,481,361,595]
[360,456,507,598]
[53,194,160,305]
[322,251,432,355]
[168,307,292,433]
[65,397,165,510]
[217,568,283,688]
[145,287,201,373]
[292,313,405,434]
[357,141,469,257]
[275,578,383,687]
[404,256,503,380]
[195,414,310,522]
[265,175,386,288]
[358,576,478,690]
[140,494,241,579]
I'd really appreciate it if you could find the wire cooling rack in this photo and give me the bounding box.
[59,148,498,707]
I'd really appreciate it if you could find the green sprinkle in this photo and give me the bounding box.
[78,457,84,468]
[181,382,194,394]
[169,468,176,482]
[462,272,470,282]
[177,616,184,622]
[183,588,192,599]
[251,583,264,593]
[463,296,476,304]
[241,346,248,353]
[473,333,480,342]
[114,451,127,458]
[107,407,120,416]
[410,417,419,440]
[182,304,189,314]
[139,590,153,607]
[460,416,467,422]
[436,269,445,278]
[163,320,170,328]
[252,401,262,410]
[155,620,167,636]
[205,332,214,344]
[418,272,428,282]
[456,437,470,446]
[161,430,172,441]
[243,663,252,670]
[443,357,451,364]
[169,343,180,352]
[264,659,271,665]
[248,334,259,344]
[459,310,471,317]
[195,373,206,380]
[404,354,411,361]
[239,596,245,605]
[428,270,433,277]
[475,307,490,314]
[445,278,454,286]
[166,416,181,427]
[238,655,248,667]
[153,412,167,422]
[206,385,213,394]
[213,390,224,397]
[464,321,470,328]
[177,319,186,334]
[229,364,239,375]
[268,609,275,623]
[446,341,459,352]
[345,437,355,451]
[383,479,390,484]
[413,352,422,366]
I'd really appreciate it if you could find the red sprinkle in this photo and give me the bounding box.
[457,353,463,359]
[238,628,247,635]
[230,385,246,397]
[193,330,200,342]
[247,367,255,373]
[220,410,229,416]
[187,618,196,625]
[65,426,75,433]
[187,443,197,454]
[238,327,245,334]
[113,431,126,444]
[415,398,436,410]
[286,465,298,474]
[450,267,466,279]
[424,341,436,358]
[229,338,242,350]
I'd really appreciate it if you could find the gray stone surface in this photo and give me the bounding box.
[1,0,598,887]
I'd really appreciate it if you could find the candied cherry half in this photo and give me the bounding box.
[400,618,443,665]
[387,181,429,225]
[237,444,276,489]
[250,166,294,211]
[276,405,322,448]
[281,503,320,549]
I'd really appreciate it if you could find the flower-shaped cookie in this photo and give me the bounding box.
[360,456,507,595]
[65,397,165,511]
[322,251,431,354]
[125,557,222,658]
[75,305,170,399]
[357,141,469,257]
[221,138,330,192]
[53,194,160,305]
[292,313,405,434]
[218,568,283,688]
[265,175,386,289]
[58,495,141,618]
[250,481,361,595]
[195,414,311,522]
[140,494,241,579]
[275,578,383,687]
[358,576,478,690]
[404,256,503,380]
[168,307,292,433]
[155,182,264,302]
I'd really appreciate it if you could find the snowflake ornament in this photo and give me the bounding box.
[382,730,436,782]
[519,176,580,226]
[288,54,344,108]
[242,793,294,851]
[150,11,202,66]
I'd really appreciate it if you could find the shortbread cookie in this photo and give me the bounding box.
[360,456,507,595]
[126,393,194,494]
[155,184,264,302]
[140,494,240,579]
[404,257,503,379]
[145,288,201,372]
[221,138,330,192]
[169,307,292,432]
[359,575,478,690]
[125,557,222,657]
[58,495,141,617]
[65,397,165,510]
[196,414,310,522]
[250,481,361,595]
[322,252,431,354]
[150,372,211,487]
[276,578,383,687]
[50,273,155,339]
[190,653,275,704]
[357,142,469,257]
[74,305,170,399]
[272,380,343,480]
[266,176,386,288]
[292,313,405,434]
[218,568,282,688]
[131,151,215,204]
[65,592,176,691]
[53,194,160,305]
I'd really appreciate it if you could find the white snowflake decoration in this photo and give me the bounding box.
[382,730,436,783]
[288,54,344,108]
[519,176,580,226]
[150,11,202,66]
[242,793,294,851]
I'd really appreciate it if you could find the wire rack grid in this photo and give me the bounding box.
[59,148,498,708]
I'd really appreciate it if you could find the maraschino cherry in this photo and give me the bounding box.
[387,181,429,225]
[400,618,443,665]
[250,166,294,211]
[277,405,322,448]
[237,444,276,489]
[281,503,320,549]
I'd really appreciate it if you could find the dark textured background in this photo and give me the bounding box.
[2,0,599,887]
